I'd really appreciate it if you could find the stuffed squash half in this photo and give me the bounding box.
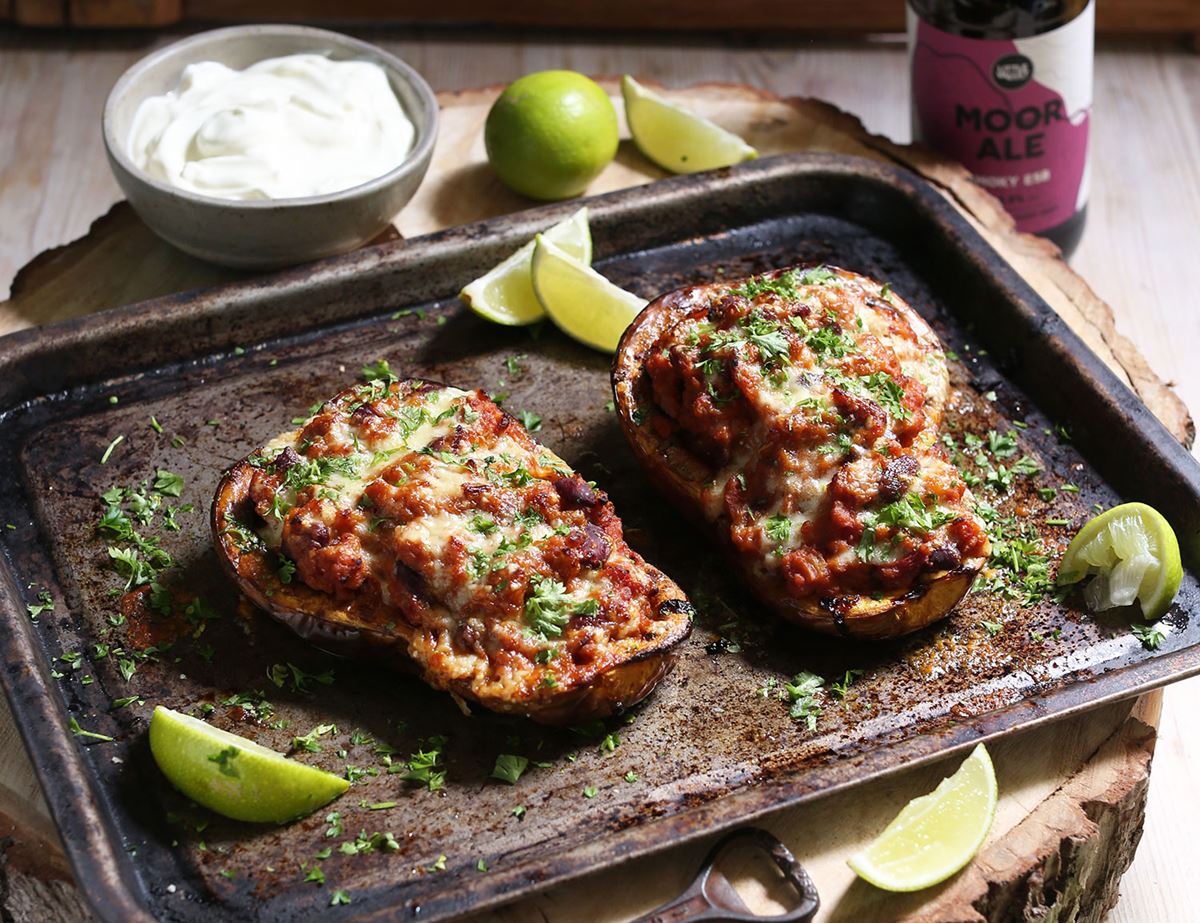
[212,378,693,725]
[613,265,989,640]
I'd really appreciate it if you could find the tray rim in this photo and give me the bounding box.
[1,152,1197,923]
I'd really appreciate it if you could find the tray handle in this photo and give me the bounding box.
[631,828,820,923]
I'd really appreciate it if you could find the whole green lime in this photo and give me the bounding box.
[485,71,619,201]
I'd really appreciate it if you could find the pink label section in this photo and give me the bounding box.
[912,21,1088,233]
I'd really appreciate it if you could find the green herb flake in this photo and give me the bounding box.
[26,590,54,621]
[208,745,240,777]
[1132,623,1165,650]
[69,717,114,742]
[781,671,824,730]
[490,753,529,785]
[100,435,125,465]
[330,890,351,907]
[582,785,598,799]
[153,469,185,497]
[361,359,397,383]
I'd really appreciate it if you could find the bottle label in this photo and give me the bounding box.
[908,2,1093,233]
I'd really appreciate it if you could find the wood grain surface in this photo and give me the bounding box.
[0,27,1198,923]
[5,2,1200,37]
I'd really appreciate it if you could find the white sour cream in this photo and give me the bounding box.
[127,53,415,200]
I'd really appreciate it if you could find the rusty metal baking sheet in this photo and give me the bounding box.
[1,155,1198,922]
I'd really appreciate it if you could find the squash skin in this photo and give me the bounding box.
[612,268,988,640]
[211,380,693,726]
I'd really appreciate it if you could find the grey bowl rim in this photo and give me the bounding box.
[101,23,439,211]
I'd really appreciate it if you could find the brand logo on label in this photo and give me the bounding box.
[992,54,1034,89]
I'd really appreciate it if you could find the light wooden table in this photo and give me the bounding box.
[2,27,1199,922]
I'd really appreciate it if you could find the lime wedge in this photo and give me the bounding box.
[621,75,758,174]
[1057,501,1182,620]
[531,235,646,353]
[848,744,997,892]
[460,207,592,325]
[149,705,348,823]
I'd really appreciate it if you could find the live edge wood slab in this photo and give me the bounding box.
[0,83,1189,923]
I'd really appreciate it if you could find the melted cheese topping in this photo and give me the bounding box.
[643,265,988,599]
[239,379,689,707]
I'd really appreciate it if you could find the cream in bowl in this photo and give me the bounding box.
[102,25,438,269]
[128,53,416,201]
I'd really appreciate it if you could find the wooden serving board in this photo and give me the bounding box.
[0,82,1188,923]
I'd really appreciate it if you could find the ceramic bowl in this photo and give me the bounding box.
[102,25,438,269]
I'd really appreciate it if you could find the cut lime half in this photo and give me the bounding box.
[460,207,592,326]
[1057,502,1182,621]
[848,743,997,892]
[621,75,758,175]
[531,235,646,353]
[149,705,348,824]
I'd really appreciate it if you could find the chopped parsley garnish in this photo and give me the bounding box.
[400,736,447,791]
[291,724,335,753]
[277,557,297,584]
[1132,623,1165,650]
[268,662,335,694]
[26,590,53,621]
[974,502,1057,605]
[330,890,351,906]
[624,770,639,783]
[360,359,397,383]
[469,515,496,535]
[207,746,240,777]
[524,576,575,639]
[518,410,543,432]
[477,859,490,873]
[505,355,524,376]
[69,717,113,742]
[152,469,184,497]
[731,265,838,301]
[865,493,957,535]
[789,315,856,358]
[511,805,526,819]
[764,513,792,553]
[861,371,910,420]
[781,671,825,730]
[980,620,1002,636]
[599,732,620,753]
[582,785,598,799]
[428,854,447,872]
[701,309,791,369]
[829,669,864,699]
[490,754,529,784]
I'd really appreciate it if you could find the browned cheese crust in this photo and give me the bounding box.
[212,378,693,724]
[613,265,989,639]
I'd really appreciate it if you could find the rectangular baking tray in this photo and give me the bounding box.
[1,154,1198,922]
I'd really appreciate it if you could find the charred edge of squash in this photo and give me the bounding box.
[211,440,695,725]
[612,274,984,641]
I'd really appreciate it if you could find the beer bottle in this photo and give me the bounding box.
[908,1,1094,256]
